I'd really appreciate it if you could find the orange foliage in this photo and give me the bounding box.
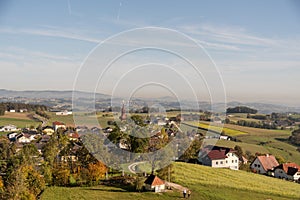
[88,161,107,181]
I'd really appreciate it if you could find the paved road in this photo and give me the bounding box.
[128,161,146,174]
[33,114,48,127]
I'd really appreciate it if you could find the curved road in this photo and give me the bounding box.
[128,161,146,174]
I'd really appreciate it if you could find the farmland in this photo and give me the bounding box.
[184,121,247,136]
[41,162,300,200]
[0,112,40,128]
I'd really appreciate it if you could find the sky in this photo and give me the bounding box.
[0,0,300,106]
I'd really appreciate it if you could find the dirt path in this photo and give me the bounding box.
[165,181,189,191]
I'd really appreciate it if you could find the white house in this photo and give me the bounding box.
[274,163,300,181]
[7,132,19,140]
[55,110,72,116]
[219,135,230,140]
[198,145,239,170]
[42,126,55,135]
[144,174,165,192]
[16,133,37,143]
[250,154,279,174]
[9,109,16,113]
[0,124,18,132]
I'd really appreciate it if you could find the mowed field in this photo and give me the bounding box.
[41,162,300,200]
[0,112,40,128]
[46,112,115,128]
[184,121,247,136]
[184,120,300,164]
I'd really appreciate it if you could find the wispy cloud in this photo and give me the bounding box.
[0,27,100,43]
[179,24,278,48]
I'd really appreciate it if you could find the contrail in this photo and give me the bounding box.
[117,2,122,21]
[67,0,72,16]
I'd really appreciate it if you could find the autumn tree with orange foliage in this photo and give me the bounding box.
[87,161,107,182]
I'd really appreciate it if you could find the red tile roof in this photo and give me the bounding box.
[276,163,300,175]
[257,155,279,171]
[207,149,228,160]
[144,174,165,186]
[53,121,65,126]
[202,145,236,160]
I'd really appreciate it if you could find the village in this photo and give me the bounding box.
[0,101,300,200]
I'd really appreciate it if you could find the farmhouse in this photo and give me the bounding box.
[16,133,37,143]
[53,121,66,131]
[274,163,300,181]
[55,110,72,116]
[144,174,165,192]
[0,124,18,132]
[42,126,55,135]
[198,145,239,170]
[250,154,279,175]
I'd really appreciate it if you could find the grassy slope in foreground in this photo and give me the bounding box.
[175,162,300,200]
[41,162,300,200]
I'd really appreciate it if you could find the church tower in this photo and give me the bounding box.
[120,101,126,121]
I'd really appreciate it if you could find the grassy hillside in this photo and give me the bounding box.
[185,120,300,164]
[41,162,300,200]
[0,113,40,128]
[41,185,177,200]
[185,121,246,136]
[174,162,300,200]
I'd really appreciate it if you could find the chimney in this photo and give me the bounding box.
[266,154,269,157]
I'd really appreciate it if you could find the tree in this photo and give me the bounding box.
[5,164,45,200]
[156,164,175,183]
[180,139,202,161]
[52,165,70,186]
[289,129,300,146]
[234,145,243,158]
[227,106,257,114]
[131,115,146,127]
[0,176,3,192]
[87,161,107,182]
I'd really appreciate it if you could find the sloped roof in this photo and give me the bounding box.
[144,174,165,186]
[276,163,300,176]
[257,155,279,171]
[53,121,65,126]
[203,145,236,160]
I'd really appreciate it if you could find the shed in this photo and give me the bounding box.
[144,174,165,192]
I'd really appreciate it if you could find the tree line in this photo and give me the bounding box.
[227,106,258,114]
[0,102,48,116]
[0,129,107,200]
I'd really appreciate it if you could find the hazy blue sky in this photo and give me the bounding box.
[0,0,300,105]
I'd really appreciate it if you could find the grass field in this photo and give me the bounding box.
[41,162,300,200]
[41,185,177,200]
[0,113,40,128]
[184,121,246,136]
[46,112,115,128]
[174,162,300,200]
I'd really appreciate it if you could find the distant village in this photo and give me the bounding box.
[1,103,299,196]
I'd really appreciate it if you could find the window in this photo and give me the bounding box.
[232,160,234,163]
[216,161,218,165]
[220,161,223,164]
[254,164,257,167]
[235,160,237,163]
[258,164,260,168]
[226,160,228,164]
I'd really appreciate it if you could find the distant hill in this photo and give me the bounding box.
[0,89,110,99]
[0,89,299,114]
